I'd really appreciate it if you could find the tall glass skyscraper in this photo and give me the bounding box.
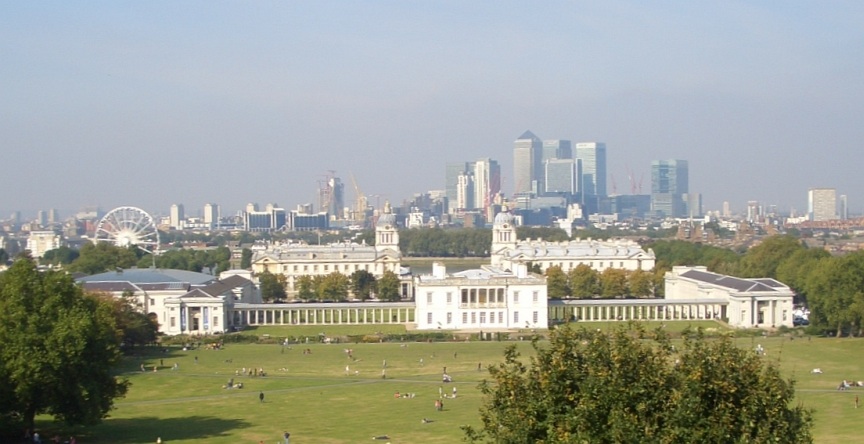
[575,142,607,198]
[513,131,542,196]
[544,158,580,195]
[651,159,689,218]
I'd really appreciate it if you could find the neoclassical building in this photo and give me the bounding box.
[490,211,655,273]
[664,266,795,328]
[250,205,402,298]
[413,262,548,331]
[78,269,259,335]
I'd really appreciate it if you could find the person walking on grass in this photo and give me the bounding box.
[259,391,264,403]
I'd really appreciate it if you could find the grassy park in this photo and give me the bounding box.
[34,322,864,443]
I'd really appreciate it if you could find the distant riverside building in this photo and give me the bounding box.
[490,210,655,273]
[320,176,345,220]
[513,131,543,196]
[456,173,474,211]
[251,204,403,298]
[414,262,548,331]
[243,203,286,232]
[650,159,689,218]
[808,188,837,221]
[170,204,185,229]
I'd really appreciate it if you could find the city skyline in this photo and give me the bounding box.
[3,2,863,216]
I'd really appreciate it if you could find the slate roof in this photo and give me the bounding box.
[680,269,786,293]
[504,239,653,260]
[78,268,217,286]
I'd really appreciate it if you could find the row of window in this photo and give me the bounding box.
[168,316,220,328]
[426,310,539,325]
[539,261,633,270]
[425,290,540,305]
[281,263,391,274]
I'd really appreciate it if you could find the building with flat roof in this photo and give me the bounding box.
[808,188,837,221]
[414,262,548,330]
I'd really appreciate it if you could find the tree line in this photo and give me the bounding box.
[258,269,402,302]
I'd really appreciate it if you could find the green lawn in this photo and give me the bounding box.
[33,323,864,443]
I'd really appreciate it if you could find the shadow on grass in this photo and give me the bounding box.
[82,415,251,443]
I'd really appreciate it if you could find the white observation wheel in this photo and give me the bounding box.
[94,206,160,253]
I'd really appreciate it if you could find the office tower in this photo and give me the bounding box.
[204,203,219,229]
[36,210,47,227]
[319,175,345,220]
[747,201,761,223]
[513,131,542,196]
[244,203,286,232]
[456,173,474,211]
[650,160,689,218]
[473,158,501,213]
[48,208,59,224]
[722,201,731,218]
[170,204,185,229]
[445,162,471,213]
[840,194,848,220]
[684,193,703,218]
[545,158,580,195]
[808,188,837,221]
[575,142,607,197]
[542,140,572,161]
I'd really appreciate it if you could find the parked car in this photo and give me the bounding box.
[793,317,809,327]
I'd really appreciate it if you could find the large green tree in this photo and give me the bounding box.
[545,266,569,299]
[465,325,812,443]
[377,270,401,301]
[66,242,139,275]
[567,264,598,298]
[349,270,376,300]
[258,270,287,302]
[0,256,129,433]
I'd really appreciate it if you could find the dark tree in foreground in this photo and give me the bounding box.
[0,256,129,433]
[464,325,812,444]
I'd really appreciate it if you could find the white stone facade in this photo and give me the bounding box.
[664,266,794,328]
[78,269,259,335]
[413,263,548,331]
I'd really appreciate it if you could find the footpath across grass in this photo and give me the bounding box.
[31,322,864,443]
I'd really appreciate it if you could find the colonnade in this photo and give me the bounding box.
[228,300,728,328]
[231,303,416,327]
[548,300,727,323]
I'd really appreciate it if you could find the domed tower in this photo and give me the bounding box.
[491,209,517,268]
[375,202,399,253]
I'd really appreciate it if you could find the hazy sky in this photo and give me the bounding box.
[2,1,863,219]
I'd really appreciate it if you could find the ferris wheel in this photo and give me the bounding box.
[93,206,160,253]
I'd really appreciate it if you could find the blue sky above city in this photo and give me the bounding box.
[2,1,862,218]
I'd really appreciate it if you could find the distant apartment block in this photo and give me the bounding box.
[808,188,837,221]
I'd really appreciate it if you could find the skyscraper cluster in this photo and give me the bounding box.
[444,159,501,216]
[511,131,606,213]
